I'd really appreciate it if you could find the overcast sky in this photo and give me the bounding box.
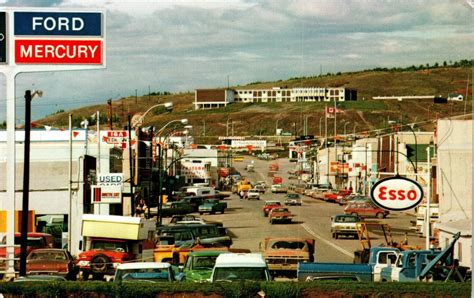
[0,0,472,122]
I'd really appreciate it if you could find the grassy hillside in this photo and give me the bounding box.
[37,66,472,142]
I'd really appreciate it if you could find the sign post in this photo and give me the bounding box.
[0,7,106,278]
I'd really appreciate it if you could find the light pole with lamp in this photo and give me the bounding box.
[20,90,42,277]
[405,123,418,175]
[153,120,190,225]
[343,121,350,190]
[131,102,173,216]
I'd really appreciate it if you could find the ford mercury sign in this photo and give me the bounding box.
[370,176,423,211]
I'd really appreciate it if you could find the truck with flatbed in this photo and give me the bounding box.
[260,237,314,277]
[297,247,400,282]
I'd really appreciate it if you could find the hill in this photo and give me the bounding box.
[36,66,471,143]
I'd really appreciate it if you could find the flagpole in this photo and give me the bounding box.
[325,105,328,185]
[334,100,337,189]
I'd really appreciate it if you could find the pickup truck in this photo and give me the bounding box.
[260,237,314,277]
[160,201,195,218]
[330,214,360,239]
[198,199,227,215]
[380,232,468,282]
[297,247,400,281]
[262,200,282,217]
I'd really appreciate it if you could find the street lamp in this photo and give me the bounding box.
[156,118,188,136]
[343,121,350,138]
[132,102,173,128]
[20,90,42,277]
[406,123,417,174]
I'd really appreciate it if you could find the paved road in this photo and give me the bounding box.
[200,155,424,263]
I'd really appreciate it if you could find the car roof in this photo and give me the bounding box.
[117,262,171,270]
[188,251,226,257]
[214,253,267,267]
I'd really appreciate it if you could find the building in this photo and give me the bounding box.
[434,119,472,268]
[194,89,234,110]
[447,93,464,101]
[194,87,357,110]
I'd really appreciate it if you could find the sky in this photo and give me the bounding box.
[0,0,472,122]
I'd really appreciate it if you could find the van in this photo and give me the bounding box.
[210,253,271,282]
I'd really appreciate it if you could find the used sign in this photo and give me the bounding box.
[370,176,423,211]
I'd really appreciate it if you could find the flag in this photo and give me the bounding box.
[325,107,336,118]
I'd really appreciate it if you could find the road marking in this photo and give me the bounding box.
[301,223,353,258]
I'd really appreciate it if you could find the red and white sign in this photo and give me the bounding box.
[15,39,102,64]
[370,176,423,211]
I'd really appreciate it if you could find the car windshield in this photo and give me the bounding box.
[287,194,299,198]
[12,237,45,248]
[91,241,127,251]
[270,241,306,250]
[116,268,170,282]
[192,256,218,270]
[213,267,267,281]
[28,251,66,260]
[335,216,358,223]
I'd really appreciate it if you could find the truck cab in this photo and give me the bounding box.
[76,215,156,281]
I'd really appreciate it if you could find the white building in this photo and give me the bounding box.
[434,119,472,268]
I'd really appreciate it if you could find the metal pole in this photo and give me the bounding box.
[107,99,113,130]
[334,100,337,188]
[128,115,134,216]
[157,144,163,225]
[19,90,32,276]
[68,114,72,253]
[319,116,323,137]
[425,146,431,249]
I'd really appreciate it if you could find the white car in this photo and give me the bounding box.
[247,189,260,200]
[271,184,287,193]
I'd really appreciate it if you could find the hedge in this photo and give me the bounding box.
[0,281,471,298]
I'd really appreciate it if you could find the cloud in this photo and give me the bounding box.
[0,0,471,121]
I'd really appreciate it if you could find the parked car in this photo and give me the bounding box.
[262,200,282,217]
[181,251,224,282]
[211,253,271,282]
[114,262,178,283]
[198,199,227,215]
[324,189,352,203]
[14,275,67,282]
[284,193,302,206]
[158,201,194,218]
[271,184,287,194]
[337,194,370,206]
[268,207,294,224]
[247,189,261,200]
[344,202,389,219]
[26,248,79,280]
[330,214,361,239]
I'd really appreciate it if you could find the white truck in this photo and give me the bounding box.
[210,253,272,282]
[76,215,156,280]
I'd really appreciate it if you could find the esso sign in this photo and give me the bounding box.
[370,176,423,211]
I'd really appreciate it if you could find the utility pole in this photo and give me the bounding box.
[107,99,113,130]
[19,90,32,277]
[128,115,134,216]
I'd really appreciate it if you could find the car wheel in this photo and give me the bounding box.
[335,233,339,239]
[90,254,110,274]
[332,233,335,238]
[210,211,216,215]
[221,210,224,214]
[376,212,384,219]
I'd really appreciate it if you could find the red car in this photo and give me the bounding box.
[344,202,389,219]
[26,248,78,280]
[262,200,282,217]
[324,189,352,203]
[0,232,53,274]
[268,207,294,224]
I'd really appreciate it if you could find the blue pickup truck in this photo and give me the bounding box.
[298,247,399,282]
[380,232,468,282]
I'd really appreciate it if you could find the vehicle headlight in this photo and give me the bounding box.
[78,260,90,267]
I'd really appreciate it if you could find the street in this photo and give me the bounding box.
[198,155,425,263]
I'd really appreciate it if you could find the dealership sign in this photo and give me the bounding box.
[370,176,423,211]
[93,173,123,204]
